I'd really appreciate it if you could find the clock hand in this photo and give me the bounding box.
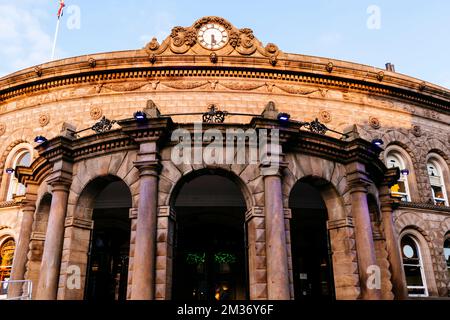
[211,34,217,46]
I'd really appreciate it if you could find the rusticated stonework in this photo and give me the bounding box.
[0,16,449,302]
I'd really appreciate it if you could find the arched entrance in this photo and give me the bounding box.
[84,177,132,301]
[289,179,335,300]
[172,171,248,300]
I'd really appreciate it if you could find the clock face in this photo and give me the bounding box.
[198,24,229,50]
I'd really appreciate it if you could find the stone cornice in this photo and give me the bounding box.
[395,202,450,213]
[0,61,448,116]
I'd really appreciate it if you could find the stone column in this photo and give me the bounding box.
[346,162,381,300]
[131,140,160,300]
[36,182,71,300]
[379,183,408,300]
[8,200,36,299]
[155,206,175,300]
[262,171,290,300]
[246,207,268,300]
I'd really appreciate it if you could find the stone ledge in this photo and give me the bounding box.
[396,202,450,213]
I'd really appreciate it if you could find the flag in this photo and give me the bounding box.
[57,0,65,19]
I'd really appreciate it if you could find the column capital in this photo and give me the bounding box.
[134,160,161,177]
[64,216,94,230]
[47,178,72,192]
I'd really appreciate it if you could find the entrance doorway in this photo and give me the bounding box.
[85,179,131,301]
[289,180,335,300]
[172,173,248,300]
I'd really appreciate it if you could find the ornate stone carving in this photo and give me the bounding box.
[369,116,381,129]
[143,16,281,59]
[210,52,218,63]
[34,66,42,77]
[269,55,278,66]
[103,82,148,92]
[163,81,208,90]
[377,71,385,82]
[90,106,103,120]
[0,123,5,136]
[419,81,427,91]
[88,58,96,68]
[277,85,319,96]
[221,81,265,91]
[319,110,332,123]
[412,125,422,137]
[326,62,334,73]
[149,53,157,64]
[38,113,50,127]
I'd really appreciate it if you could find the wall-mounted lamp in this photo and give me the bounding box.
[277,113,291,123]
[5,168,15,174]
[34,136,48,144]
[133,111,147,122]
[401,169,410,176]
[372,139,384,147]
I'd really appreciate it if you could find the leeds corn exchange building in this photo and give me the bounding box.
[0,17,449,301]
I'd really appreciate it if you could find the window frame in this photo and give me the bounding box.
[401,234,429,297]
[386,152,411,202]
[427,159,449,207]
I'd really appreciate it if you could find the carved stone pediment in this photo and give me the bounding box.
[144,16,282,58]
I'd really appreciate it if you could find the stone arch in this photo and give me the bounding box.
[381,130,419,163]
[166,167,254,210]
[67,151,140,218]
[394,212,432,242]
[425,138,450,166]
[0,139,32,199]
[283,154,349,219]
[59,172,133,300]
[283,154,359,300]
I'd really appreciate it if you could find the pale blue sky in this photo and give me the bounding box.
[0,0,449,88]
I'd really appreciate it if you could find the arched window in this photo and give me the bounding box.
[444,237,450,279]
[0,238,15,282]
[427,160,448,206]
[6,150,32,201]
[386,153,411,202]
[401,235,428,297]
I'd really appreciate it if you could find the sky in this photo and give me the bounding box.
[0,0,449,88]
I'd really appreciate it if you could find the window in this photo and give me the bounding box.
[386,153,411,202]
[445,238,450,279]
[401,235,428,297]
[0,239,15,282]
[6,150,32,201]
[427,161,448,206]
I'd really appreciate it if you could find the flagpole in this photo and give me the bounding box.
[51,18,61,61]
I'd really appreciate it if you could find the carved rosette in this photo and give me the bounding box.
[412,125,422,137]
[369,116,381,129]
[38,113,50,127]
[0,123,5,136]
[319,110,332,123]
[90,106,103,120]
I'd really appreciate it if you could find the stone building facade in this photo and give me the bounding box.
[0,17,449,300]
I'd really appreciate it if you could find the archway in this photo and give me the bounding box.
[83,177,132,301]
[171,170,248,300]
[289,179,335,300]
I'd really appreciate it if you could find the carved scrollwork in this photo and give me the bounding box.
[143,16,282,58]
[0,123,6,136]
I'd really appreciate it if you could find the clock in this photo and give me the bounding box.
[198,24,229,50]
